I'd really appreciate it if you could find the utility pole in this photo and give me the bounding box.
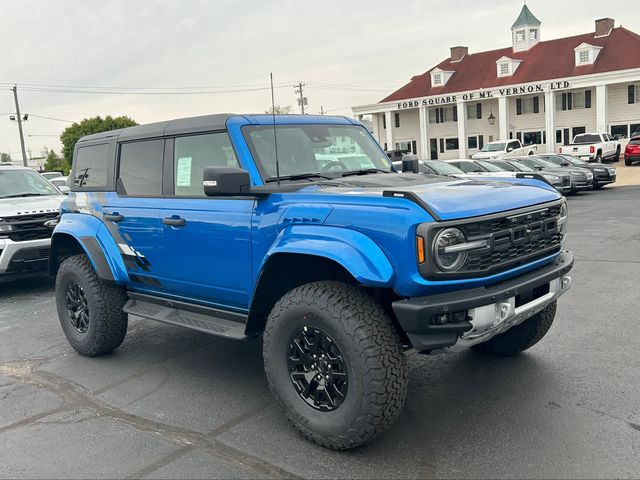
[12,85,28,167]
[320,106,324,115]
[294,82,307,115]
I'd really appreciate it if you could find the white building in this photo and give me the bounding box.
[352,6,640,160]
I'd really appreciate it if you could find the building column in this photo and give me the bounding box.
[418,106,429,159]
[596,85,607,133]
[456,99,467,158]
[385,111,393,151]
[544,90,556,153]
[372,113,381,146]
[498,96,509,141]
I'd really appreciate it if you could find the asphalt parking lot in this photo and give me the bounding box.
[1,185,639,479]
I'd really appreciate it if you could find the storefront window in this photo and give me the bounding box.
[445,138,460,150]
[468,136,478,149]
[610,125,629,140]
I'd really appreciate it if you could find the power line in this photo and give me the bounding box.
[26,114,74,123]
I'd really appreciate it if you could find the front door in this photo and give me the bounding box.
[155,132,254,311]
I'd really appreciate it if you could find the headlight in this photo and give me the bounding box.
[586,172,593,180]
[433,227,468,272]
[543,174,560,183]
[559,202,568,236]
[0,224,12,232]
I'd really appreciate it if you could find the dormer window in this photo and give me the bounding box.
[496,56,522,78]
[430,68,454,87]
[515,30,525,42]
[574,42,603,66]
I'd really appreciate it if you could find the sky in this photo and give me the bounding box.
[1,0,637,161]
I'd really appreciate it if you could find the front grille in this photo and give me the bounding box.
[0,212,59,242]
[418,201,565,280]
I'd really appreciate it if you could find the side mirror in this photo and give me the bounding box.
[402,157,420,173]
[203,167,251,196]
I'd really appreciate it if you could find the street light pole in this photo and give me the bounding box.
[12,85,28,167]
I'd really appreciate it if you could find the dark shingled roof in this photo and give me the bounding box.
[380,27,640,103]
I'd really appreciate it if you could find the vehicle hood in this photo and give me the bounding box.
[0,195,64,217]
[471,152,502,160]
[543,167,589,175]
[310,174,559,221]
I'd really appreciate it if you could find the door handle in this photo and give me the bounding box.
[163,216,186,227]
[104,213,124,223]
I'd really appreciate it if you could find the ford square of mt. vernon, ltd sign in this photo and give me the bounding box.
[396,81,571,109]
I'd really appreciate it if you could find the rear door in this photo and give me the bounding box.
[154,132,254,310]
[102,139,165,289]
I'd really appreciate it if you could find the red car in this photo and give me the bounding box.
[625,136,640,166]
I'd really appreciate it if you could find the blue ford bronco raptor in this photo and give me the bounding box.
[50,114,573,450]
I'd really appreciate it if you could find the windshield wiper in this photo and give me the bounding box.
[341,168,390,177]
[1,193,48,198]
[265,172,335,183]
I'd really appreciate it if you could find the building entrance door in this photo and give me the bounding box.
[430,139,438,160]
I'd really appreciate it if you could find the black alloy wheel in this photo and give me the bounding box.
[65,282,90,334]
[287,326,348,412]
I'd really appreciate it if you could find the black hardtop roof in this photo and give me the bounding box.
[77,113,236,144]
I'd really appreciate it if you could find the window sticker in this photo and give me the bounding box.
[176,157,192,186]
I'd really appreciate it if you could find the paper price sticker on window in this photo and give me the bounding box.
[176,157,192,186]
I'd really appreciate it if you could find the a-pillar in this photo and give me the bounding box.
[596,85,607,133]
[498,96,509,141]
[385,111,394,151]
[544,90,556,153]
[418,106,429,159]
[456,99,467,158]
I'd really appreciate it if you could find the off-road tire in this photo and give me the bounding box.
[55,254,128,356]
[471,301,557,357]
[263,281,408,450]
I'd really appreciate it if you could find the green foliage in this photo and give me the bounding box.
[60,115,137,171]
[265,105,293,115]
[0,152,11,163]
[44,150,69,174]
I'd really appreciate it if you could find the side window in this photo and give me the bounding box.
[74,143,109,189]
[174,132,239,196]
[118,140,164,196]
[509,141,520,150]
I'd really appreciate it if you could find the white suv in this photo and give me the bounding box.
[0,165,65,281]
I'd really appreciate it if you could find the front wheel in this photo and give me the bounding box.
[472,301,557,357]
[614,146,621,162]
[263,281,408,450]
[55,254,128,356]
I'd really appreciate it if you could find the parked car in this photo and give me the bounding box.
[537,154,617,189]
[483,159,572,195]
[624,136,640,166]
[471,139,537,160]
[50,114,573,450]
[558,132,621,163]
[513,156,593,193]
[48,176,71,194]
[0,164,65,281]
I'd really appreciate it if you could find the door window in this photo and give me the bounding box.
[74,143,110,189]
[174,132,239,196]
[118,140,164,196]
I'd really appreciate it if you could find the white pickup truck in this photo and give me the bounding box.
[471,139,537,160]
[559,133,621,163]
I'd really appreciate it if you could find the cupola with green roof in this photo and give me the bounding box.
[511,3,541,52]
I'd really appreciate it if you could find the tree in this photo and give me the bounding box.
[0,152,11,163]
[265,105,293,115]
[44,150,68,174]
[60,115,137,171]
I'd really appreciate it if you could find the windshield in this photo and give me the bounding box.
[560,155,586,165]
[508,161,535,172]
[475,160,504,172]
[243,124,392,181]
[573,134,601,144]
[540,155,565,166]
[480,143,506,152]
[0,169,59,198]
[427,161,464,175]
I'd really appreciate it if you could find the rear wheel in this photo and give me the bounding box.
[595,152,602,163]
[263,281,408,450]
[472,301,556,357]
[613,146,621,162]
[626,158,632,166]
[55,254,128,356]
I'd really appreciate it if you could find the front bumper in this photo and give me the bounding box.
[392,252,574,353]
[0,238,51,278]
